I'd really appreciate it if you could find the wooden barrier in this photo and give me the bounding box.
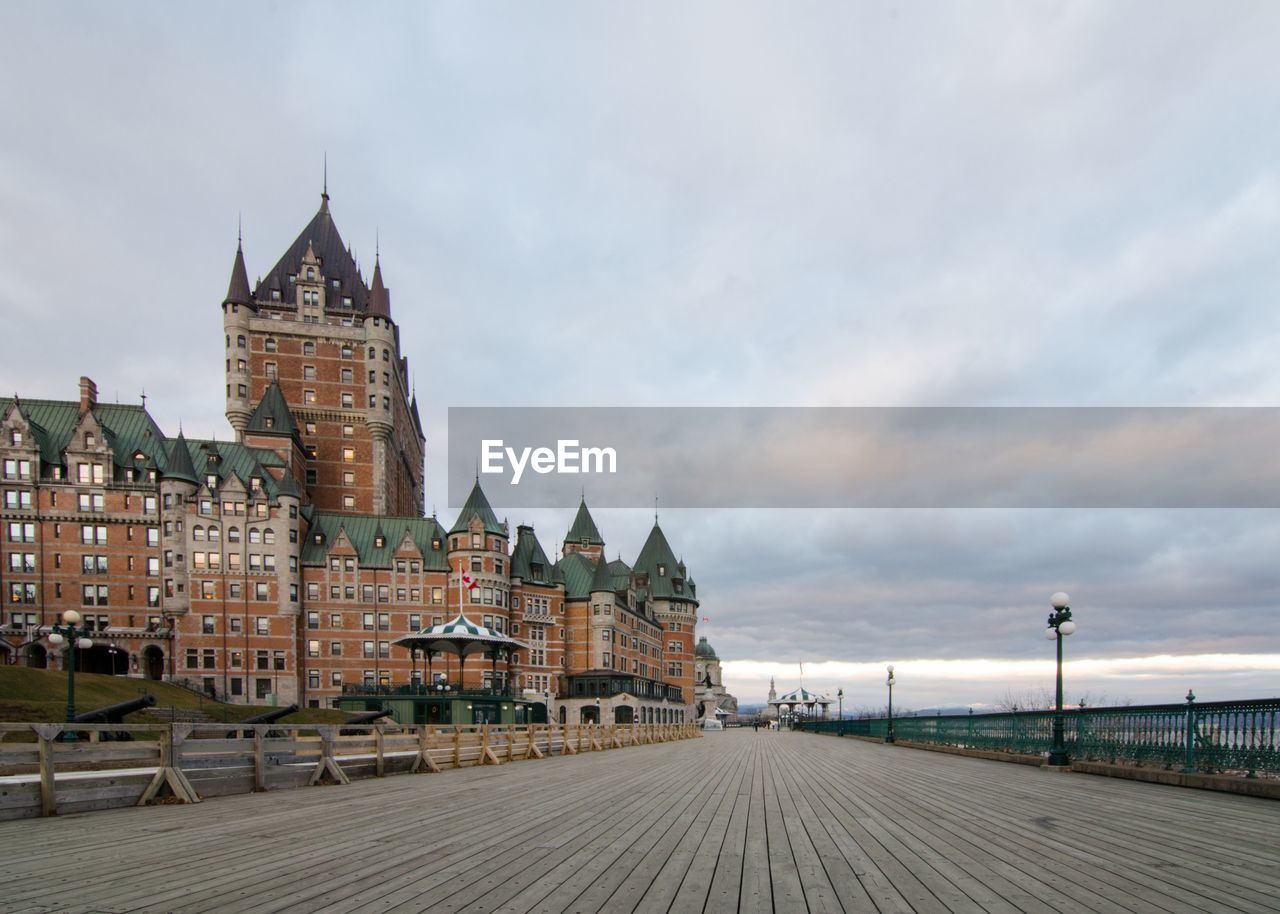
[0,721,700,821]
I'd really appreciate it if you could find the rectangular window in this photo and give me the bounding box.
[256,616,269,635]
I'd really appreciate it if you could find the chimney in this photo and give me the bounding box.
[79,376,98,413]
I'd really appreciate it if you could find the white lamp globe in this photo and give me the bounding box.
[1058,620,1076,636]
[76,637,93,649]
[47,632,65,646]
[1044,627,1058,640]
[62,609,82,625]
[886,664,894,673]
[1050,592,1070,609]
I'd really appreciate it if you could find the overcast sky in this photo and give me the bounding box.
[2,2,1278,707]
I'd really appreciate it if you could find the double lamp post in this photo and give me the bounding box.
[47,609,94,741]
[1044,591,1077,766]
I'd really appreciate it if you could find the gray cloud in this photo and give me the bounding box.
[2,1,1278,705]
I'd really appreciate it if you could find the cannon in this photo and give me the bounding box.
[228,703,298,738]
[66,693,157,740]
[241,704,298,725]
[340,709,394,735]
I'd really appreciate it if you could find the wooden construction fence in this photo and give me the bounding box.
[0,721,699,820]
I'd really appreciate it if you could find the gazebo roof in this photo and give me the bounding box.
[771,687,832,705]
[393,612,528,658]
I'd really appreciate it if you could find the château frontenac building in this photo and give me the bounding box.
[1,189,701,725]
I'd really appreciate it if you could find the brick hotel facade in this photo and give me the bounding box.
[1,190,699,723]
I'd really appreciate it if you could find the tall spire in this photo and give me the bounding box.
[224,229,251,306]
[320,153,330,212]
[367,251,391,318]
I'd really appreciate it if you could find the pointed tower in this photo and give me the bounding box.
[563,497,605,560]
[223,232,255,437]
[225,189,424,515]
[634,517,699,707]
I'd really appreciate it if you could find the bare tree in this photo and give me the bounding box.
[992,686,1054,712]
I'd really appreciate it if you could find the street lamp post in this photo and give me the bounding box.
[837,688,844,736]
[47,610,93,742]
[1044,591,1077,767]
[885,665,896,744]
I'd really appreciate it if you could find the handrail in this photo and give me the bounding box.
[797,696,1280,776]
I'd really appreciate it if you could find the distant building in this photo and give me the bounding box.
[692,636,739,723]
[0,188,704,725]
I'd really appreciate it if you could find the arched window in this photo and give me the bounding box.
[263,528,275,545]
[208,527,220,543]
[192,525,204,541]
[227,527,240,543]
[248,528,261,544]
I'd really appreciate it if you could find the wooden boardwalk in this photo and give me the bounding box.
[2,728,1277,913]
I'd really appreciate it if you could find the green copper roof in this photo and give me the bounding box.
[566,498,604,546]
[511,525,555,585]
[448,480,504,536]
[633,521,697,604]
[694,637,718,659]
[590,553,615,593]
[303,512,450,569]
[170,437,289,501]
[556,551,597,600]
[1,396,167,477]
[161,430,199,484]
[245,381,298,437]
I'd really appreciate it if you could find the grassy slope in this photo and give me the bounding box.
[0,666,346,724]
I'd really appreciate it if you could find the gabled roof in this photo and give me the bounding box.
[302,512,450,570]
[245,381,299,438]
[171,437,289,500]
[566,498,604,546]
[511,525,555,585]
[252,194,368,312]
[0,396,166,476]
[448,480,504,536]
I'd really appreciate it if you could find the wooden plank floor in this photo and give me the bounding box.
[2,729,1278,914]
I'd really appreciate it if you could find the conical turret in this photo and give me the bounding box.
[224,238,252,306]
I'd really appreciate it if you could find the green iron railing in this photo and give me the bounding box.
[798,696,1280,776]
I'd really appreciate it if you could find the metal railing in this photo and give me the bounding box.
[341,682,520,699]
[798,696,1280,776]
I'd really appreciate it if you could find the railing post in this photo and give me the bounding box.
[34,724,60,817]
[253,727,266,792]
[1182,690,1197,773]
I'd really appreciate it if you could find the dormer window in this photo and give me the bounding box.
[288,274,296,284]
[264,418,274,429]
[331,279,340,290]
[374,536,385,548]
[342,296,353,308]
[657,563,666,577]
[206,474,217,489]
[11,431,22,445]
[306,268,315,281]
[314,533,324,545]
[431,537,441,550]
[85,433,95,447]
[271,290,281,301]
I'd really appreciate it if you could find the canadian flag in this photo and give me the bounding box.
[460,570,479,591]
